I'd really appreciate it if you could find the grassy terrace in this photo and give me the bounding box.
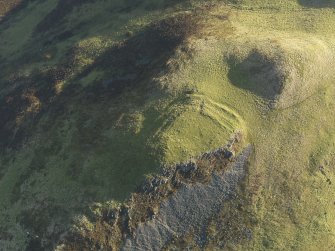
[0,0,334,249]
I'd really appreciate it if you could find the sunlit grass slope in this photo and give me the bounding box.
[0,0,335,250]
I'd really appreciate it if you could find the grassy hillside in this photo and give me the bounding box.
[0,0,335,250]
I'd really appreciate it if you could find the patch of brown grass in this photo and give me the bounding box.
[0,0,22,17]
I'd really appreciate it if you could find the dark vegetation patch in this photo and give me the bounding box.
[0,13,200,152]
[80,13,200,96]
[0,13,202,249]
[34,0,98,34]
[0,66,70,151]
[34,0,190,36]
[298,0,335,8]
[0,86,37,150]
[143,0,191,11]
[0,0,41,26]
[228,49,284,103]
[20,201,70,251]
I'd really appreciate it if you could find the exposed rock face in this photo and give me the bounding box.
[58,135,253,250]
[122,145,252,251]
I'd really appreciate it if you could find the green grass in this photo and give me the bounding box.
[1,0,335,249]
[0,0,58,59]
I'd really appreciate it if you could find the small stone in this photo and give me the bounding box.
[224,149,235,159]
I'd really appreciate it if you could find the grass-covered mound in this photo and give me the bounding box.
[0,0,335,250]
[228,36,335,108]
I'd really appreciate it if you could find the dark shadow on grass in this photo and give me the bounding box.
[298,0,335,8]
[0,13,200,150]
[79,13,200,98]
[228,50,283,102]
[34,0,98,33]
[0,13,200,250]
[34,0,190,35]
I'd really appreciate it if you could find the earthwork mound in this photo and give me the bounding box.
[228,49,284,105]
[228,37,335,109]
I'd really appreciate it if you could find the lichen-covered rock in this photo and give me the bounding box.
[122,145,252,251]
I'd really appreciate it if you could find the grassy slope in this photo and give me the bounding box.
[190,3,335,249]
[0,0,335,250]
[211,3,335,250]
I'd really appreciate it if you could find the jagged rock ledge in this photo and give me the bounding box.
[122,145,252,251]
[58,134,253,250]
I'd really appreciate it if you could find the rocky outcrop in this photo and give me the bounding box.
[58,134,253,250]
[122,145,252,251]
